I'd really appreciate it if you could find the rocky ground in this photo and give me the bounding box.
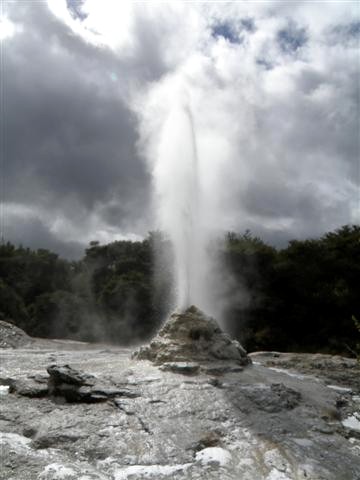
[0,315,360,480]
[0,320,32,349]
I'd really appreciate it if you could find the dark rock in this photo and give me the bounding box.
[28,374,50,383]
[159,362,200,375]
[47,364,98,402]
[203,364,243,376]
[311,424,335,435]
[232,383,302,413]
[9,378,48,398]
[49,383,94,403]
[47,364,140,403]
[114,399,136,415]
[22,426,38,438]
[133,306,250,366]
[189,431,222,452]
[0,377,14,386]
[0,321,31,349]
[85,447,113,461]
[208,378,223,388]
[47,364,96,387]
[93,386,140,399]
[32,431,83,449]
[336,398,348,408]
[321,407,341,422]
[270,383,302,410]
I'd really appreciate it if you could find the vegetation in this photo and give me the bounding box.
[222,225,360,355]
[353,315,360,360]
[0,225,359,356]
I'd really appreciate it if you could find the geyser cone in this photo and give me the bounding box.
[133,305,250,366]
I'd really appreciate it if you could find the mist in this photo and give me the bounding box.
[1,1,358,345]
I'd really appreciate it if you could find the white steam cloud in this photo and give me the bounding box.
[127,0,357,316]
[4,1,357,276]
[132,47,259,315]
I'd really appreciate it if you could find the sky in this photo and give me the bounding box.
[1,0,359,258]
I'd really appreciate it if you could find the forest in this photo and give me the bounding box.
[0,225,359,356]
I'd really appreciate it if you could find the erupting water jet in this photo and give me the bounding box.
[140,91,250,365]
[154,94,203,311]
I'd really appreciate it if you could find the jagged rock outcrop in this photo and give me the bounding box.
[133,305,250,366]
[9,364,140,403]
[46,364,141,403]
[9,375,48,398]
[0,320,31,348]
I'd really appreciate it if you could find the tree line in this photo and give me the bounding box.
[0,225,359,356]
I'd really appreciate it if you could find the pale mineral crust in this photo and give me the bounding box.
[132,305,250,366]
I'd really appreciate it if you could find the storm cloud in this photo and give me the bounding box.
[1,1,359,257]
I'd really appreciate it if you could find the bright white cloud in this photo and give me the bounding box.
[4,1,359,257]
[0,15,21,40]
[44,0,360,238]
[5,200,142,250]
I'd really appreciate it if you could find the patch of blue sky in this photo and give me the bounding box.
[66,0,88,21]
[277,24,308,54]
[335,21,360,38]
[256,58,274,71]
[328,21,360,46]
[211,22,240,44]
[211,18,256,44]
[240,18,256,33]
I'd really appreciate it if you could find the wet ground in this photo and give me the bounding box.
[0,339,359,480]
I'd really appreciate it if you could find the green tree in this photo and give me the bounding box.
[0,279,29,328]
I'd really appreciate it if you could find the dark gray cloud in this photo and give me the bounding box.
[66,0,87,21]
[3,2,153,255]
[5,213,84,259]
[211,22,242,44]
[277,22,308,54]
[2,1,359,257]
[240,177,352,245]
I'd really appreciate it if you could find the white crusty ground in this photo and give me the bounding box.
[0,385,9,394]
[342,414,360,432]
[195,447,232,466]
[327,385,352,393]
[113,463,192,480]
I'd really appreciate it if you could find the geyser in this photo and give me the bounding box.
[137,90,251,365]
[154,94,205,311]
